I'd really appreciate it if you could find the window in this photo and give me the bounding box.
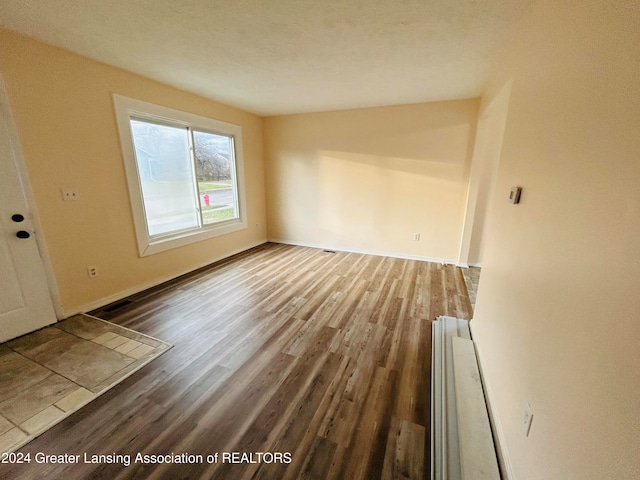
[113,95,247,256]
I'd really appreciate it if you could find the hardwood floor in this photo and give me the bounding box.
[4,243,471,479]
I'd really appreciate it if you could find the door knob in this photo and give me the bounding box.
[11,214,25,222]
[16,230,30,239]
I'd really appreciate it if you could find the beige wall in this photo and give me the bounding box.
[458,81,511,267]
[264,100,479,262]
[471,2,640,479]
[0,29,267,316]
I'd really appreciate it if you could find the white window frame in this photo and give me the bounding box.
[113,94,247,257]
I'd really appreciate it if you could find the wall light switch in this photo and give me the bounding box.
[509,186,522,204]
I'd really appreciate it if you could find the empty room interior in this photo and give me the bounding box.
[0,1,638,479]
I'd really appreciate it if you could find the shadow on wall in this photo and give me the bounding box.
[266,100,477,152]
[264,99,480,260]
[318,149,470,182]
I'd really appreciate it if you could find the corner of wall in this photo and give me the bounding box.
[470,321,514,480]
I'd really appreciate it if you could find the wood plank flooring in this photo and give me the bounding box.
[3,243,471,480]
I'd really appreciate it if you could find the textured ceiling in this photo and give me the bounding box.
[0,0,534,116]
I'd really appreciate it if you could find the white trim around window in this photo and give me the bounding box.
[113,94,247,257]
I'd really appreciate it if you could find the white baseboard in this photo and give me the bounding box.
[458,262,483,268]
[268,238,458,265]
[62,240,268,318]
[469,322,514,480]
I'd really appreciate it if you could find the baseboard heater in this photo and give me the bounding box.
[431,316,501,480]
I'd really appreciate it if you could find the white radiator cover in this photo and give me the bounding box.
[431,316,500,480]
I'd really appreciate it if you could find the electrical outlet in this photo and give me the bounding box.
[87,266,98,278]
[61,187,79,201]
[522,402,533,436]
[413,233,420,241]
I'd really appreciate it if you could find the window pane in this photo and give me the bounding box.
[130,119,199,236]
[193,130,238,225]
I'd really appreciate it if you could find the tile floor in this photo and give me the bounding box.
[462,266,481,309]
[0,314,171,453]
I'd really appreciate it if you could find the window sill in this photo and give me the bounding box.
[140,217,247,257]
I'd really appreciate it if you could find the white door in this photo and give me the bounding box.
[0,78,57,343]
